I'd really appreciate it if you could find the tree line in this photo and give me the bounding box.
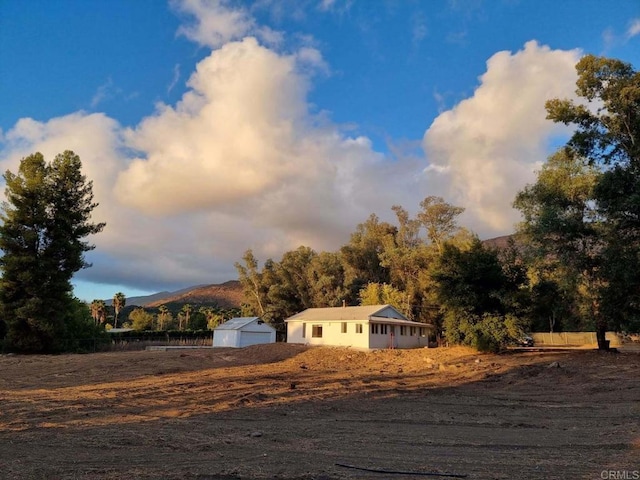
[237,54,640,351]
[89,294,240,332]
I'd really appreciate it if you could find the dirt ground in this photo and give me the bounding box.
[0,344,638,480]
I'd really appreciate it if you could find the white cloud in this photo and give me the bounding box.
[627,18,640,38]
[167,64,181,93]
[91,77,115,108]
[172,0,255,48]
[0,35,419,292]
[0,0,586,297]
[422,41,581,236]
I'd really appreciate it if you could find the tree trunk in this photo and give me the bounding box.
[596,317,609,350]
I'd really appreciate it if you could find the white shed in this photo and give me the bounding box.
[213,317,276,348]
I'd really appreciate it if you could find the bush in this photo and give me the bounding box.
[444,310,527,353]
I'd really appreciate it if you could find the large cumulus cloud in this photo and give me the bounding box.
[0,1,583,295]
[422,41,580,234]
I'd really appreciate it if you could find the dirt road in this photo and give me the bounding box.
[0,344,638,480]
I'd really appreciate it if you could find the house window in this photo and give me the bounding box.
[341,322,347,333]
[355,324,363,334]
[312,325,323,338]
[380,324,388,335]
[400,326,406,336]
[371,323,379,334]
[302,323,306,338]
[410,326,416,336]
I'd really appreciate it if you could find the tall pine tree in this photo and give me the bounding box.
[0,151,105,353]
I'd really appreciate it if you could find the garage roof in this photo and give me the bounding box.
[215,317,262,331]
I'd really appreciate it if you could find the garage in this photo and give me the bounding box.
[213,317,276,348]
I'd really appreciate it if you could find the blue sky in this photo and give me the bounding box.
[1,0,639,302]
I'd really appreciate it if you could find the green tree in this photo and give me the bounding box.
[359,283,406,313]
[514,149,604,343]
[112,292,126,329]
[307,251,349,307]
[546,54,640,344]
[432,239,527,350]
[417,196,465,253]
[129,308,154,331]
[235,250,268,317]
[157,305,171,330]
[90,299,102,325]
[340,214,395,299]
[0,151,105,353]
[179,304,192,331]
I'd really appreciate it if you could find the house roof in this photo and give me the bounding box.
[214,317,266,331]
[285,304,396,322]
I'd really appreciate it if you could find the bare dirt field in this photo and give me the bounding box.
[0,344,638,480]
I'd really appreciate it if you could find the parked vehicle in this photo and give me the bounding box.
[518,335,534,347]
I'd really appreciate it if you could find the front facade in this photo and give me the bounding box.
[213,317,276,348]
[285,305,432,350]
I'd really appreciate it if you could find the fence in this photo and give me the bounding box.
[530,331,621,347]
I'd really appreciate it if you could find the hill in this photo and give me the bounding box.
[143,280,243,308]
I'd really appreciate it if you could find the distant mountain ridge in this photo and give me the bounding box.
[108,281,243,308]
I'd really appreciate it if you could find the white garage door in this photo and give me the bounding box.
[239,331,272,348]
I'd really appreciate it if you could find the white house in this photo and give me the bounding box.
[285,304,433,350]
[213,317,276,348]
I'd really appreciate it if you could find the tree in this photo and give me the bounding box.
[0,151,105,353]
[307,251,349,307]
[417,196,465,253]
[179,304,192,331]
[514,149,602,334]
[340,214,395,299]
[129,308,154,331]
[112,292,126,329]
[536,54,640,347]
[90,300,102,325]
[359,283,406,313]
[157,305,171,330]
[432,239,527,351]
[235,250,268,317]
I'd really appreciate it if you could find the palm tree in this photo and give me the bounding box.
[157,305,169,330]
[113,292,126,328]
[180,304,192,330]
[90,300,101,325]
[96,300,107,325]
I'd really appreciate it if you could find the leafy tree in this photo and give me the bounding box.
[417,196,465,253]
[112,292,126,329]
[359,283,406,313]
[340,214,395,298]
[129,308,154,331]
[235,250,268,317]
[433,239,527,350]
[0,151,105,353]
[543,54,640,346]
[307,251,349,307]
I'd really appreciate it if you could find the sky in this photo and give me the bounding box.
[1,0,639,302]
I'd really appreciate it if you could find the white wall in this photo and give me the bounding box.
[369,323,429,349]
[213,330,239,347]
[287,320,369,349]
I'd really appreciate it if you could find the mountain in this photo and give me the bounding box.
[110,281,244,308]
[481,234,516,250]
[144,280,243,308]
